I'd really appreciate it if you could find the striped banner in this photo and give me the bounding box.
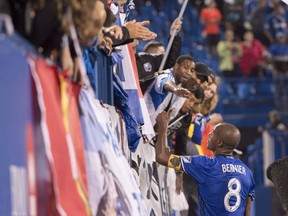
[118,14,154,137]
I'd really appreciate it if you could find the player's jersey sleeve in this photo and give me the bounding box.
[154,71,171,94]
[180,155,215,183]
[248,170,256,201]
[191,114,203,144]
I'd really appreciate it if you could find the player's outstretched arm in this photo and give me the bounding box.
[244,196,252,216]
[155,111,183,171]
[163,81,190,98]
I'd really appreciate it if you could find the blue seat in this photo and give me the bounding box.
[181,47,191,55]
[192,46,210,62]
[139,3,155,17]
[150,15,165,29]
[257,80,274,95]
[237,83,252,99]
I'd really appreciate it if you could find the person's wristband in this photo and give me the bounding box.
[176,170,183,174]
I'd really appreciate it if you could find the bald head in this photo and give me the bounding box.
[214,123,241,150]
[209,113,223,126]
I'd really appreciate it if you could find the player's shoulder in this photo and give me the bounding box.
[234,158,254,176]
[155,69,173,80]
[193,155,218,166]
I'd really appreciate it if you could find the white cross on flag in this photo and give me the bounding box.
[282,0,288,5]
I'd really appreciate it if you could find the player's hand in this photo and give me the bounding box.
[97,31,113,55]
[103,25,123,40]
[173,87,190,98]
[170,18,182,36]
[125,20,157,40]
[155,110,171,133]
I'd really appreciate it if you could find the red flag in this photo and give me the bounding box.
[29,57,90,215]
[59,76,90,208]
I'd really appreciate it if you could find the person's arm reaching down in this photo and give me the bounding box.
[155,111,183,171]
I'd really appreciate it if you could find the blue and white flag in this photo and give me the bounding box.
[117,13,154,137]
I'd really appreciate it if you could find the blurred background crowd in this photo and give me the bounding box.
[133,0,288,160]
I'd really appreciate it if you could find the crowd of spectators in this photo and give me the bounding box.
[135,0,288,111]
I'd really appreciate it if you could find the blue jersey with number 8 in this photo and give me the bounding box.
[181,155,255,216]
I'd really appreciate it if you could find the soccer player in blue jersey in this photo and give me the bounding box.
[155,111,255,216]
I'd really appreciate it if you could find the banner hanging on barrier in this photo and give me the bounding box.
[0,37,32,215]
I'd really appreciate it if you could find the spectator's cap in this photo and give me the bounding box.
[208,67,216,80]
[195,62,215,81]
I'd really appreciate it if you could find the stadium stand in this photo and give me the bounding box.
[134,0,288,126]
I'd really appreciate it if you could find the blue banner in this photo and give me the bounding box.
[0,36,32,215]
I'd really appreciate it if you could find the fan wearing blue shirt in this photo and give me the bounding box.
[155,111,255,216]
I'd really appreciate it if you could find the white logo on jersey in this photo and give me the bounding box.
[144,63,152,72]
[182,156,191,163]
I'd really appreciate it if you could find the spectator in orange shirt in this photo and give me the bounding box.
[200,0,222,58]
